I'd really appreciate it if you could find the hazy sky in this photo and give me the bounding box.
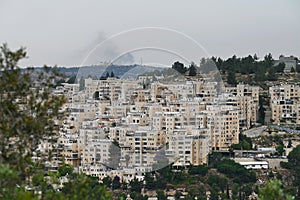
[0,0,299,67]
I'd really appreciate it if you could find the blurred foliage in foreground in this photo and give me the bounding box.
[0,44,111,199]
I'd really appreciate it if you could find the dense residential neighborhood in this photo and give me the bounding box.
[1,0,300,199]
[1,42,300,199]
[30,59,299,199]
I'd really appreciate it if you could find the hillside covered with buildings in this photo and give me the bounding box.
[1,46,300,199]
[46,56,300,199]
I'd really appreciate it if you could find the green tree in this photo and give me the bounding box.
[110,71,115,77]
[287,144,300,198]
[258,179,294,200]
[287,139,293,148]
[231,183,239,200]
[58,163,73,177]
[234,139,252,150]
[130,192,148,200]
[156,189,167,200]
[208,152,223,167]
[112,175,121,190]
[197,185,207,200]
[0,44,65,180]
[227,70,237,85]
[144,173,156,190]
[244,140,251,150]
[264,53,274,68]
[129,177,143,193]
[258,95,266,124]
[0,45,112,199]
[0,164,22,198]
[188,62,197,76]
[267,67,278,81]
[210,186,220,200]
[172,61,187,74]
[255,68,267,82]
[207,174,228,194]
[216,159,256,184]
[240,183,255,200]
[276,145,285,156]
[118,193,127,200]
[275,62,285,73]
[102,176,112,189]
[188,165,209,176]
[62,173,112,200]
[175,190,181,200]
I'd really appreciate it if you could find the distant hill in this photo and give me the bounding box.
[57,64,165,79]
[57,67,79,76]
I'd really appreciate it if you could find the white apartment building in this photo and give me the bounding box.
[270,84,300,125]
[204,105,240,150]
[226,83,260,125]
[119,128,166,170]
[166,128,210,166]
[79,120,113,175]
[57,134,80,167]
[79,139,112,176]
[85,77,122,102]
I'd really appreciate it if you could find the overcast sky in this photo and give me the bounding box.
[0,0,299,67]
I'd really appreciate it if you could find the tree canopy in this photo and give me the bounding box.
[0,44,111,199]
[0,44,65,173]
[258,179,294,200]
[287,145,300,198]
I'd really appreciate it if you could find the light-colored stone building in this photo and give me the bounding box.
[270,84,300,125]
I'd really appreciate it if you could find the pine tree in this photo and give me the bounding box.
[110,71,115,77]
[188,62,197,76]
